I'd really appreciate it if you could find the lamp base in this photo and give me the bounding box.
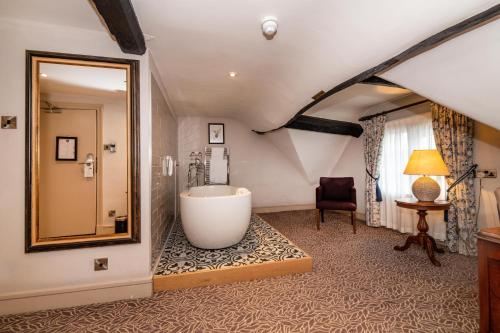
[412,176,441,202]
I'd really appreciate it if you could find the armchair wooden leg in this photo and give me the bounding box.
[317,209,320,230]
[320,209,324,223]
[351,211,356,234]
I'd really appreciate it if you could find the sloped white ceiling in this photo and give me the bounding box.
[381,19,500,130]
[266,129,308,180]
[133,0,497,131]
[267,128,352,184]
[289,129,352,184]
[2,1,497,184]
[305,84,410,121]
[0,0,104,32]
[39,63,127,94]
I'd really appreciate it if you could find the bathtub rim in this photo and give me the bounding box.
[180,185,251,200]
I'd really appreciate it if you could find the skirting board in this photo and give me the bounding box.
[253,204,366,221]
[252,204,315,214]
[0,278,152,315]
[154,256,313,292]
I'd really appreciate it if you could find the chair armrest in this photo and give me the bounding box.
[350,187,357,206]
[316,186,323,203]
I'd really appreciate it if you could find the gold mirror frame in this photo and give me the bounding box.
[25,50,141,252]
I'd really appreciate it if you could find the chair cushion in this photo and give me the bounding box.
[317,200,356,211]
[320,177,353,201]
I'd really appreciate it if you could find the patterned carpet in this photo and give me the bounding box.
[155,215,307,276]
[0,210,478,333]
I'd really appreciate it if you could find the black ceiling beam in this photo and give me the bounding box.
[284,115,363,138]
[90,0,146,55]
[358,99,429,122]
[360,76,403,88]
[253,4,500,134]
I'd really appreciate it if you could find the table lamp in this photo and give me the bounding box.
[404,149,450,202]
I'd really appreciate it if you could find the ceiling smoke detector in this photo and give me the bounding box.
[262,16,278,38]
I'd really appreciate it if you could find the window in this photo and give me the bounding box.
[379,112,446,239]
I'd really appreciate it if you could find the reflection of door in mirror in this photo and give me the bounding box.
[39,105,98,238]
[37,61,128,240]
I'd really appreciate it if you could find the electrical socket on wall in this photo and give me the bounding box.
[94,258,108,271]
[475,169,497,178]
[1,116,17,129]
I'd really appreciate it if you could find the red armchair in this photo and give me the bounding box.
[316,177,357,233]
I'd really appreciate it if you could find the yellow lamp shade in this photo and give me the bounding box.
[404,150,450,176]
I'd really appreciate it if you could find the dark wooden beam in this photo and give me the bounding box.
[312,90,326,100]
[254,4,500,134]
[360,76,403,88]
[283,115,363,138]
[358,99,429,122]
[90,0,146,55]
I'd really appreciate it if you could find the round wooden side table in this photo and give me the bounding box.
[394,198,451,266]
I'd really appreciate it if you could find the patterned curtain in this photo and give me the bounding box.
[431,103,476,256]
[362,115,386,227]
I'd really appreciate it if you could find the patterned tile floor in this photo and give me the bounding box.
[0,210,479,332]
[155,215,308,276]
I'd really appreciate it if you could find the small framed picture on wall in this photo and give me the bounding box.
[56,136,78,161]
[208,123,225,144]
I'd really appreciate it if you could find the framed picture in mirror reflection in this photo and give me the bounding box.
[55,136,77,161]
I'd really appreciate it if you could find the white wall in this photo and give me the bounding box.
[177,115,368,214]
[474,121,500,229]
[0,18,152,310]
[178,116,316,207]
[100,98,128,225]
[475,122,500,192]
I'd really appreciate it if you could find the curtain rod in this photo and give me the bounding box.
[358,99,429,122]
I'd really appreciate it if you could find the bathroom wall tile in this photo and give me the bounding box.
[150,77,178,270]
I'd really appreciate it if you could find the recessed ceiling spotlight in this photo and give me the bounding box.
[40,73,48,78]
[228,71,237,78]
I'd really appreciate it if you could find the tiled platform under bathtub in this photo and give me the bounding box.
[153,215,312,291]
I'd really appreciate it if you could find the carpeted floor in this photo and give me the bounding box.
[0,210,478,333]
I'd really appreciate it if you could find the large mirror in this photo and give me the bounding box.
[26,51,140,252]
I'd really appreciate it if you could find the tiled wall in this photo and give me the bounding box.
[151,77,178,269]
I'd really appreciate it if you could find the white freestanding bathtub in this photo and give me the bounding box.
[180,185,252,249]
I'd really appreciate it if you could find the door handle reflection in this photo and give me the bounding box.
[80,153,95,178]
